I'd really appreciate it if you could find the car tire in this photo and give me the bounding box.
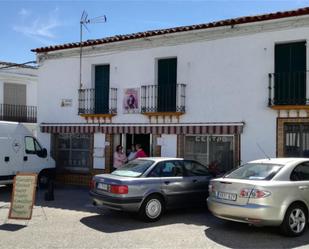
[280,203,308,237]
[139,195,164,222]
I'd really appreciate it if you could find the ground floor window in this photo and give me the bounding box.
[53,133,92,172]
[284,123,309,157]
[184,135,235,173]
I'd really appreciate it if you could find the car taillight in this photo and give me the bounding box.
[250,189,271,198]
[110,185,128,194]
[239,188,251,198]
[239,188,271,199]
[90,179,95,190]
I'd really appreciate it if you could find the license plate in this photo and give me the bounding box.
[217,191,237,201]
[97,183,108,191]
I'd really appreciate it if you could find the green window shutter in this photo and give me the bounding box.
[275,42,306,105]
[95,65,110,114]
[157,58,177,112]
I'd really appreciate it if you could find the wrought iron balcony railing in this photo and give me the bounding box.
[268,72,308,106]
[78,88,117,115]
[0,104,37,123]
[141,83,186,113]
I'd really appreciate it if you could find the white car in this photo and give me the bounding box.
[207,158,309,236]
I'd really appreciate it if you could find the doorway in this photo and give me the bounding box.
[126,134,151,156]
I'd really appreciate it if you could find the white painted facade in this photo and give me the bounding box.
[36,14,309,170]
[0,63,38,134]
[0,64,37,107]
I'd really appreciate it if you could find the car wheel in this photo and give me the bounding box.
[280,203,308,237]
[139,195,164,222]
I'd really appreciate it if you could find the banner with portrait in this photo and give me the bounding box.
[123,88,139,113]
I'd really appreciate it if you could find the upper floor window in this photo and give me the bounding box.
[274,41,306,105]
[157,58,177,112]
[94,65,110,114]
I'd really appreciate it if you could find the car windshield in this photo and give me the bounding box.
[224,163,283,180]
[111,159,155,177]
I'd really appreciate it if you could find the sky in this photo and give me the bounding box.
[1,0,309,64]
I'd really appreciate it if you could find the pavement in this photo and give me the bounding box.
[0,185,309,249]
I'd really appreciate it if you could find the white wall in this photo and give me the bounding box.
[37,20,309,163]
[161,135,177,158]
[93,133,106,169]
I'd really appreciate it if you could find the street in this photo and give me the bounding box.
[0,185,308,249]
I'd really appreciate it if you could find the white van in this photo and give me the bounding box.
[0,121,55,187]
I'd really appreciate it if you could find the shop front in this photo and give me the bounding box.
[42,123,244,185]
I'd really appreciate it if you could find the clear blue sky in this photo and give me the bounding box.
[1,0,309,63]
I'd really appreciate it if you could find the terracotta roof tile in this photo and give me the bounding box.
[32,6,309,53]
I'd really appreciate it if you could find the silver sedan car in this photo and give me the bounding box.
[207,158,309,236]
[90,157,213,221]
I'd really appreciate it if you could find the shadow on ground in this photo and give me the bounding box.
[2,185,309,248]
[0,184,97,213]
[203,217,309,249]
[80,207,209,233]
[0,223,26,232]
[81,209,309,248]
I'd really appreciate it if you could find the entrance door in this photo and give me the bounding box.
[275,42,306,105]
[157,58,177,112]
[95,65,110,114]
[126,134,150,156]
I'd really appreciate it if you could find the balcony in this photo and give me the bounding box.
[268,72,309,109]
[0,104,37,123]
[141,83,186,122]
[78,88,117,122]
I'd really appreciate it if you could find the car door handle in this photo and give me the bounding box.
[299,186,309,190]
[164,181,170,185]
[192,179,198,183]
[23,156,28,161]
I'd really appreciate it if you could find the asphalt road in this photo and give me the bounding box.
[0,185,309,249]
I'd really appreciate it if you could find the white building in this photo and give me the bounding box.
[33,7,309,185]
[0,62,37,130]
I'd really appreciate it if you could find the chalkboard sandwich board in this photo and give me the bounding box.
[9,173,37,220]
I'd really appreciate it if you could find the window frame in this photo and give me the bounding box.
[290,162,309,181]
[55,133,93,172]
[147,160,185,178]
[25,136,43,155]
[183,160,211,177]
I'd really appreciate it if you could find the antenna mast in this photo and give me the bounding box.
[79,11,107,89]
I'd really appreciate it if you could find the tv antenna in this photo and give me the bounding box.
[79,11,107,89]
[256,142,271,160]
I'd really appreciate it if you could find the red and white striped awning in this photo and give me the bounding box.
[40,122,244,135]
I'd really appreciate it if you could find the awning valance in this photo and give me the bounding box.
[40,123,244,135]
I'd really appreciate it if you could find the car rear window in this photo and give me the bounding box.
[111,159,154,177]
[224,163,283,180]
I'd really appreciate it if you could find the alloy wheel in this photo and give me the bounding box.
[289,208,306,234]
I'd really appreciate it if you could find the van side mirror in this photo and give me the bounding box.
[38,148,48,158]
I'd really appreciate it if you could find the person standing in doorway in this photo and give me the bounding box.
[113,145,127,170]
[135,144,147,158]
[127,144,137,161]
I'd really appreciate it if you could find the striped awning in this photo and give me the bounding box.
[40,123,244,135]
